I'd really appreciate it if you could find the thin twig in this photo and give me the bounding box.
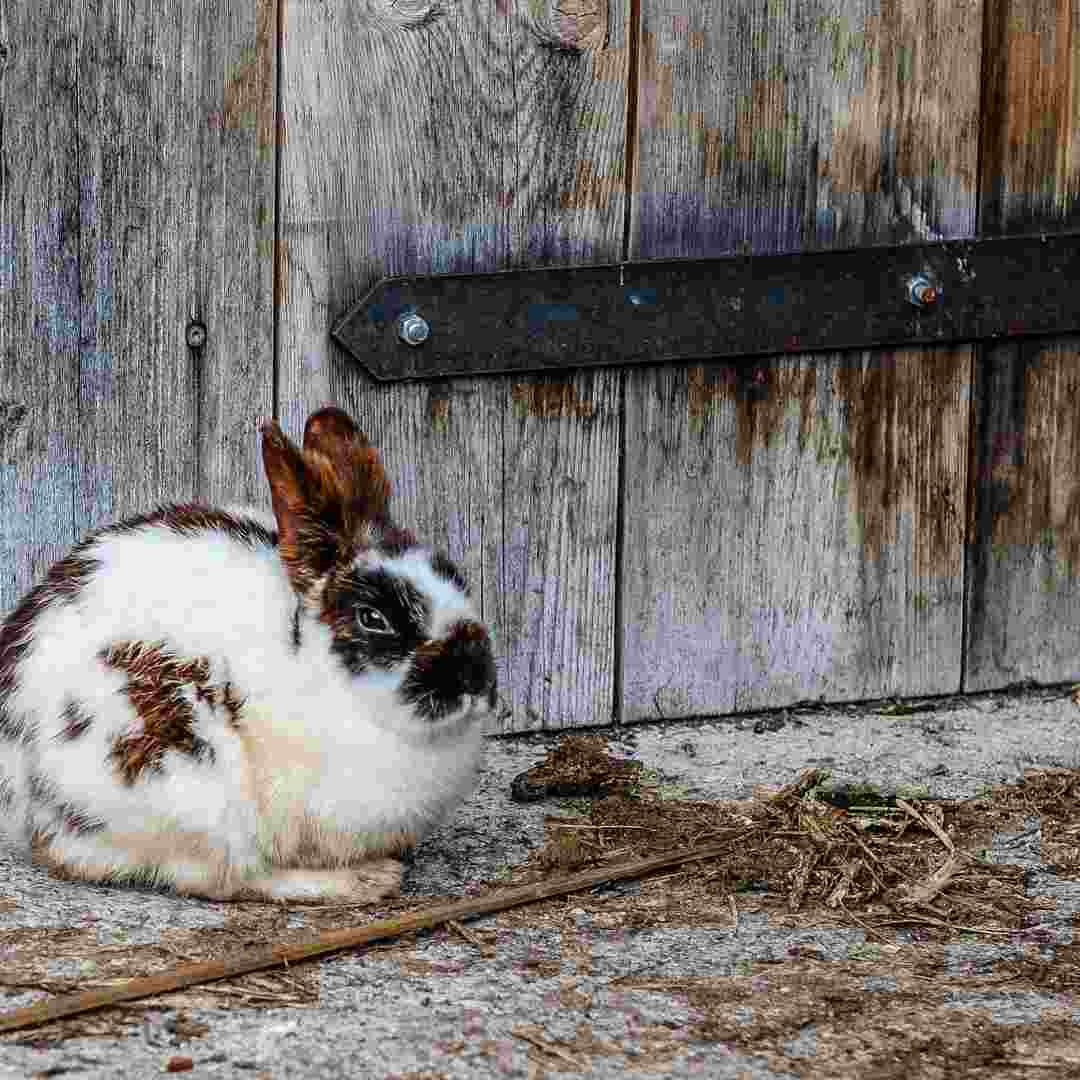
[513,1027,587,1069]
[895,798,955,854]
[0,840,733,1035]
[447,920,490,953]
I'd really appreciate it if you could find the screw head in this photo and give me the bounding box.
[398,312,430,346]
[907,274,940,307]
[185,321,207,349]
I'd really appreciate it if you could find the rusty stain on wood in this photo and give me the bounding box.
[529,0,609,52]
[511,380,595,418]
[622,353,969,722]
[979,0,1078,232]
[218,0,277,152]
[559,159,622,210]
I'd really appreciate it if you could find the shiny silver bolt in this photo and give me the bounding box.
[907,274,939,307]
[185,321,207,349]
[398,312,430,346]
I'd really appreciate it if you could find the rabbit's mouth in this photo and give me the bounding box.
[397,620,497,724]
[398,678,498,727]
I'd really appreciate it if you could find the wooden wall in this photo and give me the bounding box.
[1,0,1077,732]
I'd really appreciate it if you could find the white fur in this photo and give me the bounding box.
[0,511,488,901]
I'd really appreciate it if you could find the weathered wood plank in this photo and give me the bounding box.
[621,0,982,720]
[965,340,1080,688]
[0,0,275,612]
[978,0,1080,234]
[630,0,981,256]
[278,0,628,730]
[70,0,276,529]
[0,1,83,607]
[964,0,1080,690]
[622,352,971,720]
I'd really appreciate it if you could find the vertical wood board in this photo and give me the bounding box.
[965,0,1080,690]
[621,0,982,721]
[0,0,84,607]
[965,340,1080,688]
[278,0,629,730]
[0,0,275,614]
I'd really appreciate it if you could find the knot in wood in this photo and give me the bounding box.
[373,0,441,29]
[528,0,609,52]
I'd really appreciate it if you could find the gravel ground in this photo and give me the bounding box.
[1,685,1079,1078]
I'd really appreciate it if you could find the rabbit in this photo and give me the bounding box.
[0,407,496,903]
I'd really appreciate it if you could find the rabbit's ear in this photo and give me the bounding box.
[301,407,391,540]
[260,419,342,595]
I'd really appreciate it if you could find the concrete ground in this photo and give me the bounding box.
[1,685,1079,1078]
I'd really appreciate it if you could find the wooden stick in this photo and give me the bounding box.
[0,840,733,1034]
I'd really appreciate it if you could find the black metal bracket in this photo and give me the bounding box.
[331,232,1080,381]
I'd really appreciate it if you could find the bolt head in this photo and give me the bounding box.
[398,313,430,346]
[907,274,940,307]
[185,321,207,348]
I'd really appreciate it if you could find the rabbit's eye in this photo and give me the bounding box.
[357,607,394,634]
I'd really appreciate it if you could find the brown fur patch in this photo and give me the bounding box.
[0,552,98,744]
[379,525,419,557]
[1,507,268,747]
[261,410,394,598]
[100,642,245,785]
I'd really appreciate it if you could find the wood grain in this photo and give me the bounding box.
[621,0,982,720]
[0,0,83,606]
[630,0,982,257]
[965,340,1080,688]
[278,0,629,730]
[0,0,275,611]
[964,0,1080,690]
[622,352,970,720]
[978,0,1079,234]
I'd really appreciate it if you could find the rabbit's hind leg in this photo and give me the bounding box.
[29,823,262,900]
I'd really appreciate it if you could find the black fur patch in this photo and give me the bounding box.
[291,605,303,652]
[107,504,278,550]
[59,699,94,740]
[322,568,428,676]
[27,772,105,836]
[399,620,496,721]
[430,552,470,596]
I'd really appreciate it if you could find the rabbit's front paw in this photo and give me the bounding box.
[248,859,404,904]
